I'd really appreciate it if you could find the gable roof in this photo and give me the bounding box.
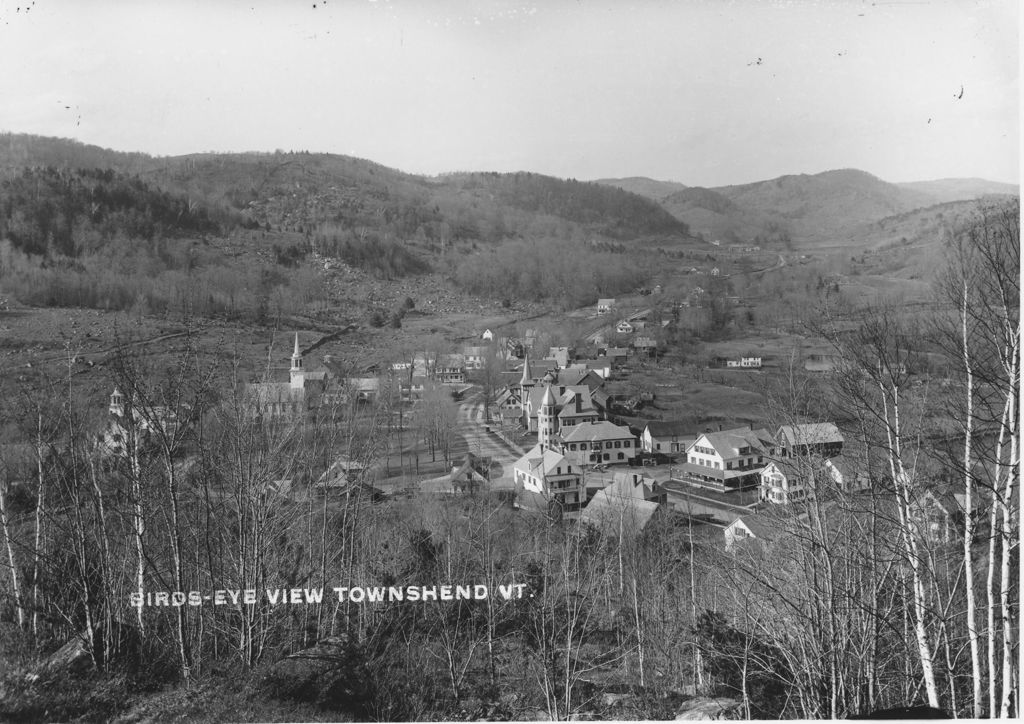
[580,476,659,537]
[560,420,634,443]
[695,427,774,457]
[645,420,698,438]
[777,422,844,447]
[727,513,775,540]
[513,444,576,479]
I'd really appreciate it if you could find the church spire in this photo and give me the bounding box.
[290,333,305,389]
[520,352,533,387]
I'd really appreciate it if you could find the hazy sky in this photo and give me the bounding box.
[0,0,1018,187]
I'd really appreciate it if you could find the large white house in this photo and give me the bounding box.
[556,420,638,466]
[513,444,585,513]
[680,426,775,491]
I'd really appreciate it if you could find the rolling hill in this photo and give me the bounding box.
[650,168,1017,249]
[896,178,1020,204]
[591,176,688,200]
[0,133,697,250]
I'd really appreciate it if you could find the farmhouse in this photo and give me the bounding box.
[616,320,635,335]
[481,328,494,341]
[597,298,616,315]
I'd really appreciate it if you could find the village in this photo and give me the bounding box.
[85,288,967,559]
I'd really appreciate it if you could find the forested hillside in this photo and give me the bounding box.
[0,134,700,320]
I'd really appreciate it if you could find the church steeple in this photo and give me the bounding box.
[290,333,305,389]
[519,352,533,388]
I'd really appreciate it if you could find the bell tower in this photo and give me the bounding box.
[538,384,557,451]
[109,387,124,417]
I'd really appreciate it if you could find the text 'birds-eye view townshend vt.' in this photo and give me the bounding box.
[0,1,1019,722]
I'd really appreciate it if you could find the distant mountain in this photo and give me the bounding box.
[897,178,1019,204]
[657,168,1017,248]
[592,176,688,200]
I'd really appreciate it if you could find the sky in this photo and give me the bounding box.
[0,0,1018,187]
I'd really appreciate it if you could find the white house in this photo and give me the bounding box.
[616,320,635,335]
[481,328,494,341]
[597,298,616,315]
[740,357,762,368]
[557,420,638,466]
[513,444,585,513]
[759,459,812,504]
[681,426,775,491]
[641,420,695,455]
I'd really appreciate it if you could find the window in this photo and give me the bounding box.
[617,452,624,460]
[614,441,621,448]
[726,461,733,470]
[603,453,610,461]
[569,444,577,451]
[556,467,561,475]
[715,462,720,469]
[624,440,631,447]
[656,443,662,451]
